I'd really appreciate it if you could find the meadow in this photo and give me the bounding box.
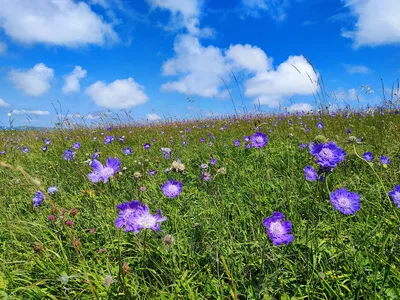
[1,108,400,299]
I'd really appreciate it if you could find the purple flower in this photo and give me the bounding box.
[251,132,268,148]
[161,179,182,198]
[32,191,45,207]
[210,158,217,165]
[161,147,172,159]
[92,149,100,159]
[233,139,241,147]
[202,171,211,181]
[149,169,157,176]
[62,149,75,161]
[262,212,294,246]
[245,143,252,149]
[200,138,205,143]
[309,142,346,168]
[317,122,324,129]
[123,147,132,155]
[42,145,48,152]
[107,126,112,131]
[22,146,29,154]
[44,138,51,145]
[300,143,307,150]
[115,200,167,233]
[118,136,125,142]
[143,143,151,150]
[88,157,121,183]
[47,186,58,194]
[329,188,360,215]
[303,166,318,181]
[363,152,374,162]
[182,140,187,146]
[380,156,390,166]
[104,136,114,144]
[346,128,352,134]
[388,185,400,208]
[244,136,250,142]
[72,142,80,150]
[0,150,6,155]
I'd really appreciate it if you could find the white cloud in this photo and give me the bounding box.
[287,103,313,113]
[0,0,118,47]
[9,63,54,96]
[0,98,10,107]
[67,113,99,120]
[345,64,370,74]
[12,109,50,115]
[146,113,161,121]
[0,41,6,54]
[241,0,289,21]
[161,35,319,107]
[85,77,149,109]
[343,0,400,47]
[146,0,213,37]
[62,66,87,94]
[334,88,363,102]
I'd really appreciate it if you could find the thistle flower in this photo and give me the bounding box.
[388,185,400,208]
[329,188,360,215]
[88,157,121,183]
[32,191,45,207]
[309,142,346,168]
[251,132,268,148]
[303,166,318,181]
[363,152,374,161]
[263,212,294,246]
[62,149,75,161]
[161,179,182,198]
[66,220,73,227]
[115,200,167,233]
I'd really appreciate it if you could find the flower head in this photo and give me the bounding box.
[44,138,51,145]
[149,169,157,176]
[88,157,121,183]
[210,158,217,165]
[303,166,318,181]
[389,185,400,208]
[234,139,241,147]
[263,212,294,246]
[329,188,360,215]
[161,147,172,159]
[32,191,45,207]
[104,136,114,144]
[47,186,58,194]
[123,147,132,155]
[72,142,80,150]
[115,200,167,233]
[363,152,374,162]
[317,122,324,129]
[244,135,250,142]
[380,155,390,166]
[143,143,151,150]
[22,146,29,154]
[161,179,182,198]
[310,141,346,168]
[42,145,48,152]
[62,149,75,161]
[251,132,268,148]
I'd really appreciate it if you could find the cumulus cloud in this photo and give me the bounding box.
[62,66,87,94]
[161,35,319,107]
[146,0,213,37]
[0,98,10,107]
[12,109,50,115]
[343,0,400,47]
[85,77,149,109]
[345,64,370,74]
[9,63,54,96]
[241,0,289,21]
[0,0,118,47]
[146,113,161,121]
[287,103,313,113]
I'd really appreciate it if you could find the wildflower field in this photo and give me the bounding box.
[1,110,400,299]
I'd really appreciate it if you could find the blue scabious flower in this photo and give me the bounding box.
[47,186,58,194]
[149,169,157,176]
[123,147,132,155]
[389,185,400,208]
[143,143,151,150]
[303,166,318,181]
[329,188,360,215]
[88,157,121,183]
[161,179,182,198]
[161,147,172,159]
[243,136,250,142]
[346,128,352,134]
[32,191,45,207]
[309,142,346,168]
[380,156,390,166]
[363,152,374,161]
[300,143,307,150]
[92,149,100,159]
[72,142,80,150]
[22,146,29,154]
[118,136,125,142]
[62,149,75,161]
[104,136,114,144]
[42,145,48,152]
[234,139,241,147]
[251,132,268,148]
[115,200,167,233]
[263,212,294,246]
[44,138,51,145]
[210,158,217,165]
[317,122,324,129]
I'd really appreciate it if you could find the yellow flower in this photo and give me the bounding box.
[7,113,11,117]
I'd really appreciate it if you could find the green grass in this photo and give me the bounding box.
[1,111,400,299]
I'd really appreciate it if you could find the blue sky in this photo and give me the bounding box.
[0,0,399,127]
